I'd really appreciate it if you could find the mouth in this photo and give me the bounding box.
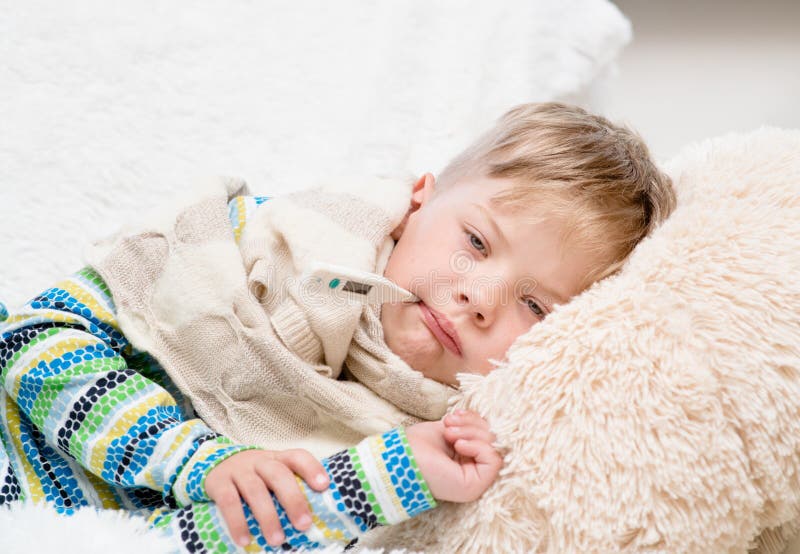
[418,301,463,357]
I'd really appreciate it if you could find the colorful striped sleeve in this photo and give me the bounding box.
[150,427,437,552]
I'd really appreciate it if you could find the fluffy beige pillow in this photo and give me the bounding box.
[370,128,800,553]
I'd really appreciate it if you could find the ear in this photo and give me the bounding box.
[391,173,436,240]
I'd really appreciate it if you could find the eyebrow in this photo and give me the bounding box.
[472,203,509,247]
[470,202,569,307]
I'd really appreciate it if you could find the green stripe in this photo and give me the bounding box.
[29,355,126,429]
[69,372,151,467]
[3,326,62,381]
[76,266,112,300]
[192,501,231,553]
[349,445,388,526]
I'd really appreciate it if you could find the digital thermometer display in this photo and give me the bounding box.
[341,281,372,295]
[305,262,418,305]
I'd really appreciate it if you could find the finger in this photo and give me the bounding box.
[275,449,330,491]
[233,473,285,548]
[257,461,313,532]
[452,439,503,501]
[208,481,251,548]
[445,409,490,431]
[443,424,495,446]
[453,439,503,472]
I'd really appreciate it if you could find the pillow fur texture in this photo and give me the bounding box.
[368,128,800,553]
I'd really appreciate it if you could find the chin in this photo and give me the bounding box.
[393,345,437,378]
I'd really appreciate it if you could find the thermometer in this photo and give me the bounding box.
[300,262,419,305]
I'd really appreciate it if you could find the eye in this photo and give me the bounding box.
[524,297,547,319]
[466,231,488,255]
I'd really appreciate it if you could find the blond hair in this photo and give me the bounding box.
[437,102,677,290]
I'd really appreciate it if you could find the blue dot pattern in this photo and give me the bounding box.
[326,449,377,531]
[346,428,437,526]
[382,428,436,518]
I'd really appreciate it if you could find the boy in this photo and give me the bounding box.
[0,103,675,551]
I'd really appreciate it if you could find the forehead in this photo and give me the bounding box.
[490,206,579,303]
[435,174,509,202]
[436,175,557,231]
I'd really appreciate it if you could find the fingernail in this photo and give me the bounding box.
[297,514,311,528]
[455,409,466,415]
[315,474,329,487]
[270,532,285,545]
[238,535,250,547]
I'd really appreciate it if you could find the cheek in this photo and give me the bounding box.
[481,318,534,363]
[382,303,428,348]
[380,303,442,368]
[388,222,462,284]
[384,240,423,288]
[380,302,403,343]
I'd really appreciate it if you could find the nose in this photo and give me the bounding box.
[456,283,497,328]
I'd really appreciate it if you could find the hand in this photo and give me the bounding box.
[405,409,503,503]
[204,448,330,548]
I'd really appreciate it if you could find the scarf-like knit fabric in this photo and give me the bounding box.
[84,176,454,458]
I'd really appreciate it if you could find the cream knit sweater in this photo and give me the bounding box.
[84,176,454,458]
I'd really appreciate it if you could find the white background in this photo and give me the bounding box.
[601,0,800,161]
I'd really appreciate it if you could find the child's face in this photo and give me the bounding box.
[381,173,600,386]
